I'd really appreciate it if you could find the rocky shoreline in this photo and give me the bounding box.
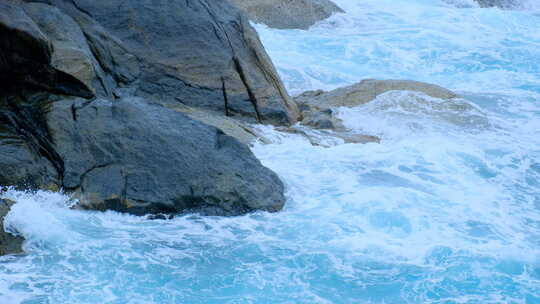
[0,0,501,256]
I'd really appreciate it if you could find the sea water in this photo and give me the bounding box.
[2,0,540,303]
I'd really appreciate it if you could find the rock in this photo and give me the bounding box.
[358,90,492,130]
[1,0,290,216]
[47,97,285,216]
[294,79,464,140]
[230,0,344,29]
[0,2,90,190]
[276,126,380,147]
[40,0,299,124]
[0,199,24,256]
[23,3,98,93]
[474,0,519,8]
[0,1,93,98]
[301,108,344,130]
[169,104,271,145]
[295,79,459,111]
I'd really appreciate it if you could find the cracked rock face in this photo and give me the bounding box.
[48,97,285,216]
[0,0,289,216]
[37,0,299,124]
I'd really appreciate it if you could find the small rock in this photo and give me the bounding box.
[230,0,344,30]
[294,79,463,137]
[295,79,460,111]
[0,199,24,256]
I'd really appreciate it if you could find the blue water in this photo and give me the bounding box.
[2,0,540,303]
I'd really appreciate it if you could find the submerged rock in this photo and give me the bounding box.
[293,79,481,137]
[0,199,24,256]
[295,79,459,111]
[230,0,344,29]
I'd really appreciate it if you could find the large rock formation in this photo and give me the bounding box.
[0,0,290,216]
[50,97,285,215]
[29,0,299,124]
[230,0,344,29]
[0,199,23,256]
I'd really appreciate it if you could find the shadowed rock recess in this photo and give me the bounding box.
[0,0,291,217]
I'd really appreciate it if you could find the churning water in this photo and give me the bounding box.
[2,0,540,303]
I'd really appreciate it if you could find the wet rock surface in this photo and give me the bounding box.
[49,97,285,216]
[475,0,520,8]
[0,0,291,216]
[230,0,344,30]
[293,79,466,142]
[295,79,459,111]
[0,199,24,256]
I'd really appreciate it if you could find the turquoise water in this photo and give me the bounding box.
[2,0,540,303]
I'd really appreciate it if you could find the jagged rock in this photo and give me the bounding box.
[0,0,291,216]
[38,0,299,124]
[230,0,344,29]
[23,3,98,92]
[47,97,285,216]
[0,199,24,256]
[0,2,89,190]
[0,1,93,98]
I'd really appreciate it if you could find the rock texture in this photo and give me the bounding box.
[475,0,519,8]
[294,79,462,139]
[50,98,285,215]
[170,104,271,145]
[0,0,290,216]
[230,0,344,29]
[0,199,24,256]
[295,79,459,111]
[34,0,299,124]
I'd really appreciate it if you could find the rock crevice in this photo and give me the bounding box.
[0,0,291,221]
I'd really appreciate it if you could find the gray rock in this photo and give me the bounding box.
[47,97,285,216]
[0,3,89,191]
[38,0,299,124]
[475,0,520,8]
[23,3,98,93]
[301,108,344,130]
[276,126,380,147]
[0,1,93,98]
[168,104,271,145]
[1,0,292,216]
[0,199,24,256]
[230,0,344,29]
